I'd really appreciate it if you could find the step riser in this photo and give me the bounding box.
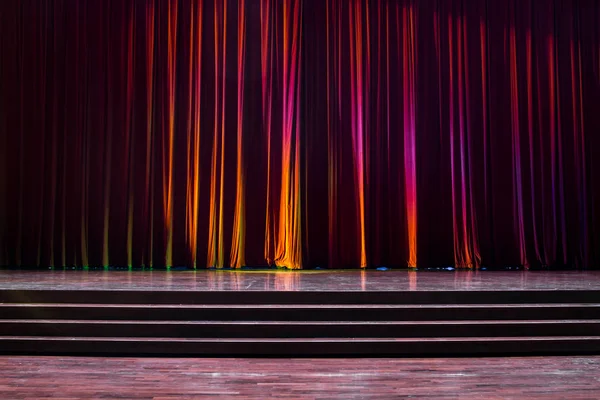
[2,322,600,338]
[4,289,599,356]
[1,338,599,356]
[2,290,600,304]
[2,307,600,321]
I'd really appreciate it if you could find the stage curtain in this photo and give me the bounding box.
[1,0,599,269]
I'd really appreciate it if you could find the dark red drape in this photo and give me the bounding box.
[1,0,599,269]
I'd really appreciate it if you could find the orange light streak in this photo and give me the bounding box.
[164,1,178,267]
[142,1,155,268]
[274,0,302,269]
[208,0,227,268]
[230,0,246,268]
[402,4,417,267]
[185,0,202,268]
[348,0,367,268]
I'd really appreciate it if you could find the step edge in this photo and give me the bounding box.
[3,319,600,325]
[2,335,600,342]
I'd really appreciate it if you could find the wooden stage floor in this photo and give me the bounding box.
[2,355,600,399]
[1,269,600,292]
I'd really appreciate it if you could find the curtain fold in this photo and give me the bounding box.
[1,0,599,269]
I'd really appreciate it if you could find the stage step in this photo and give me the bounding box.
[2,319,600,338]
[2,303,600,321]
[1,288,599,356]
[1,336,600,356]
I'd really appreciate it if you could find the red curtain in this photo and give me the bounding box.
[1,0,599,269]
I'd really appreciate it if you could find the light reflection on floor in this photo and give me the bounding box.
[0,269,599,292]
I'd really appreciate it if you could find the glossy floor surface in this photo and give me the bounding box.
[1,269,600,291]
[2,356,600,399]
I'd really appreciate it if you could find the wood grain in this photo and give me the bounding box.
[1,356,600,399]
